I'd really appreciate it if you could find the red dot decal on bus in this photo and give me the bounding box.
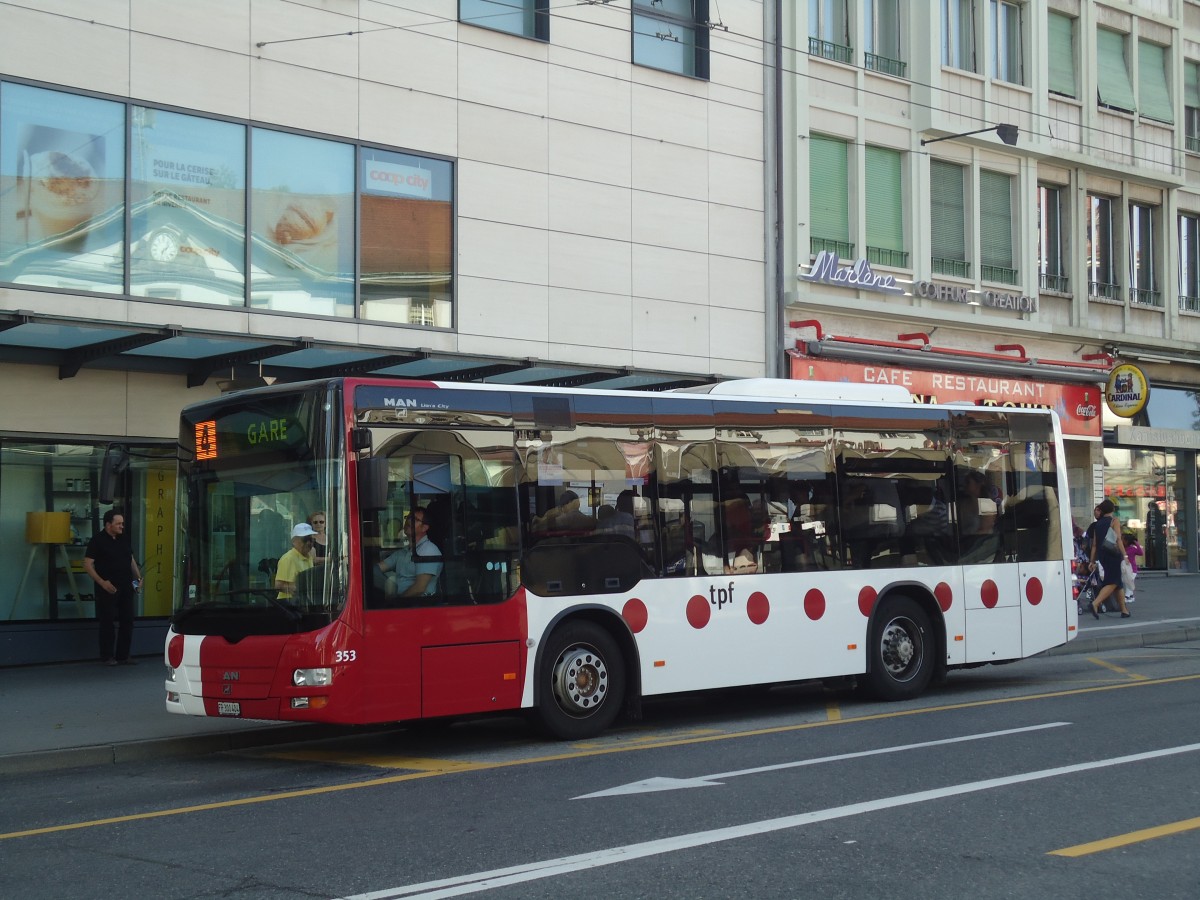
[934,582,953,613]
[804,589,826,621]
[858,586,877,618]
[623,598,648,633]
[747,591,769,625]
[686,594,711,629]
[981,580,999,609]
[1026,578,1044,606]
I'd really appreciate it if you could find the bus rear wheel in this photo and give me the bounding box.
[862,596,933,701]
[536,621,625,740]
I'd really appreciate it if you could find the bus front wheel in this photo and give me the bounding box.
[536,621,626,740]
[863,596,933,701]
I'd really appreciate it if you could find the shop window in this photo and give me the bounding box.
[0,440,174,624]
[129,108,246,306]
[633,0,710,79]
[360,148,453,328]
[1087,194,1119,301]
[942,0,976,72]
[459,0,549,41]
[0,83,126,293]
[249,128,354,317]
[1038,184,1067,293]
[865,0,906,77]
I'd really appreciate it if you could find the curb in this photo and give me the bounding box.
[0,722,376,777]
[1043,624,1200,657]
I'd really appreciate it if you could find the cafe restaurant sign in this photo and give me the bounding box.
[789,354,1102,438]
[800,252,904,294]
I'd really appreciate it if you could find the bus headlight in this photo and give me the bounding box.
[293,667,332,687]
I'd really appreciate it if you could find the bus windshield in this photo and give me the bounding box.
[174,383,346,637]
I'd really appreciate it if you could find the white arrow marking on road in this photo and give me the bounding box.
[572,721,1071,799]
[337,739,1200,900]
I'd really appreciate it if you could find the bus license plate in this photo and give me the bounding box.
[217,701,241,717]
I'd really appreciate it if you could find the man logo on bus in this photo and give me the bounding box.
[383,398,418,408]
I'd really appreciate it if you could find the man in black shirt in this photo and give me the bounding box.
[83,510,142,666]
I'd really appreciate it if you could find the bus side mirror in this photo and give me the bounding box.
[98,443,130,504]
[351,427,372,452]
[358,456,389,511]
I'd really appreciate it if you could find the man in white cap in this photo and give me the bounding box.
[275,522,316,599]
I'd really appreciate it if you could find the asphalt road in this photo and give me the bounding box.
[3,641,1200,900]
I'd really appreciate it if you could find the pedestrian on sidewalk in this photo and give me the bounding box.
[1087,499,1130,619]
[82,510,143,666]
[1124,532,1144,603]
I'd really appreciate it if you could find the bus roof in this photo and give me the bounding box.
[673,378,912,403]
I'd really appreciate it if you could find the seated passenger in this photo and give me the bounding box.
[725,547,759,575]
[533,490,596,534]
[376,508,442,598]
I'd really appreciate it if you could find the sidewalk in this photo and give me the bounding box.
[2,573,1197,776]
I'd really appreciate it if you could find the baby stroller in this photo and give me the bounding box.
[1075,563,1102,615]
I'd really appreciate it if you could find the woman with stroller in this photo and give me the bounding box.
[1087,499,1131,619]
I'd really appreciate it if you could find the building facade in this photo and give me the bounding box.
[0,0,771,663]
[784,0,1200,574]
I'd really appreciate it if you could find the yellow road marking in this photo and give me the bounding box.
[1050,816,1200,857]
[1086,657,1149,681]
[4,671,1200,843]
[266,753,488,771]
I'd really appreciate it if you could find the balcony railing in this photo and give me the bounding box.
[981,264,1019,285]
[809,37,853,64]
[932,256,970,278]
[1188,135,1200,154]
[865,52,907,78]
[866,246,909,268]
[1039,272,1069,293]
[811,237,854,257]
[1088,281,1122,302]
[1130,288,1163,308]
[1180,294,1200,312]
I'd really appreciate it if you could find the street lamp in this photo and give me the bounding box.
[920,124,1019,147]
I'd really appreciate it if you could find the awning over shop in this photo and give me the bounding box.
[0,310,720,392]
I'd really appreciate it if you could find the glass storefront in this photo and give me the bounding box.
[1,439,174,623]
[1103,385,1200,572]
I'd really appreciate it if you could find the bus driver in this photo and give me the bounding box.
[376,508,443,599]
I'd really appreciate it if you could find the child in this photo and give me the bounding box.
[1124,532,1144,603]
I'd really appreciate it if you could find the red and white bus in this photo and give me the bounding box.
[163,377,1076,739]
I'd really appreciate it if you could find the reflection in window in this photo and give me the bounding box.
[460,0,548,40]
[250,128,354,317]
[360,148,453,327]
[0,83,125,292]
[1038,184,1067,292]
[130,108,246,305]
[1180,213,1200,310]
[633,0,709,79]
[942,0,975,72]
[990,0,1022,84]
